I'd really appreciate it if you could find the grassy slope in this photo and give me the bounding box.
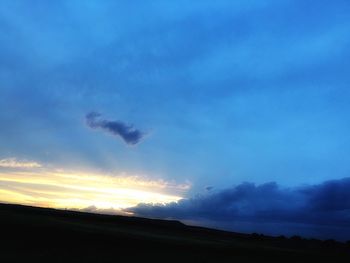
[0,203,349,262]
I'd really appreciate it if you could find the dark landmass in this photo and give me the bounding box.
[0,203,349,262]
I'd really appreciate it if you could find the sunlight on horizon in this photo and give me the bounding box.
[0,162,188,214]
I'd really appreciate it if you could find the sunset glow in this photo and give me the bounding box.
[0,165,188,214]
[1,0,350,242]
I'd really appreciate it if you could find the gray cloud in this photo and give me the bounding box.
[206,186,214,191]
[126,178,350,240]
[86,112,145,145]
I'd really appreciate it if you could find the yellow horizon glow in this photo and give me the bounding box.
[0,168,189,214]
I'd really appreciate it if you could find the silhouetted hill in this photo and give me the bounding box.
[0,203,349,262]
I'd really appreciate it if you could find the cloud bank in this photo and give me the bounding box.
[126,178,350,240]
[86,112,145,145]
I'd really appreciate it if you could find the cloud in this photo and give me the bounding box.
[86,112,145,145]
[0,158,42,168]
[126,178,350,240]
[80,205,132,216]
[206,186,214,191]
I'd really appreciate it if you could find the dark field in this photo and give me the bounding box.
[0,203,349,262]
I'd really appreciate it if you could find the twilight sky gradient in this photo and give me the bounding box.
[1,0,350,240]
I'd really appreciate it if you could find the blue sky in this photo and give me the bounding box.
[1,0,350,240]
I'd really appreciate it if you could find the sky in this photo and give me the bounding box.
[1,0,350,240]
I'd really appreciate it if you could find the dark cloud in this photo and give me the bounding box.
[126,178,350,240]
[86,112,145,145]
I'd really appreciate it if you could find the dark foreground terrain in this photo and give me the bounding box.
[0,203,349,262]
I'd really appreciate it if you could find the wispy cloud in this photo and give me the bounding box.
[86,112,145,145]
[0,158,42,168]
